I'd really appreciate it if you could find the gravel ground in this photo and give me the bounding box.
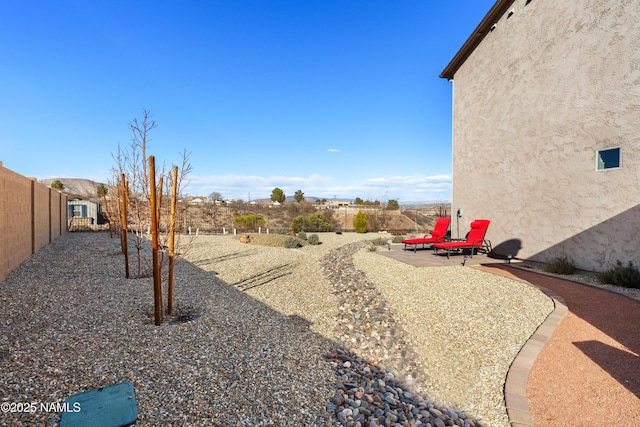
[353,250,554,426]
[0,231,554,427]
[511,261,640,300]
[0,232,338,426]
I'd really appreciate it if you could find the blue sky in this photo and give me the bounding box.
[1,0,495,203]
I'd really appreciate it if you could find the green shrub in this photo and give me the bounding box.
[598,261,640,289]
[305,212,331,231]
[391,235,404,243]
[274,227,287,235]
[233,214,266,231]
[284,236,301,248]
[50,179,65,190]
[291,212,332,233]
[308,234,320,245]
[291,215,304,233]
[354,211,368,233]
[366,242,378,252]
[370,237,388,246]
[297,231,307,240]
[544,256,576,275]
[386,199,399,210]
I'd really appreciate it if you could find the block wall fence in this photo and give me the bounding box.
[0,160,68,282]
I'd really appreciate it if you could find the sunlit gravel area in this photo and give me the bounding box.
[185,232,380,339]
[0,231,553,427]
[353,250,554,426]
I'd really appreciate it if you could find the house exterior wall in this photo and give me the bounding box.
[0,161,68,282]
[68,199,99,223]
[448,0,640,271]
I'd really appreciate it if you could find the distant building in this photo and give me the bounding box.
[188,197,207,205]
[328,201,350,209]
[68,199,103,229]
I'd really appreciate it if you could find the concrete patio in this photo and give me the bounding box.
[377,243,508,268]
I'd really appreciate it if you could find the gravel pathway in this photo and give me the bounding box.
[0,232,554,427]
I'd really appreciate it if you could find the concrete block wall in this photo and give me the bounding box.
[0,161,68,282]
[33,182,51,254]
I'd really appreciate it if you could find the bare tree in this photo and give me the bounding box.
[104,110,193,324]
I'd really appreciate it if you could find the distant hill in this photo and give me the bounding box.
[39,178,105,199]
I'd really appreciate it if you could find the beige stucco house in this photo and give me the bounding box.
[440,0,640,271]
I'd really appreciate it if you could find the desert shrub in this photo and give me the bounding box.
[274,226,287,235]
[291,215,304,233]
[598,261,640,289]
[233,214,266,231]
[370,237,388,246]
[305,212,331,231]
[284,236,301,248]
[386,199,399,210]
[291,212,331,233]
[391,235,404,243]
[544,256,576,275]
[366,242,378,252]
[308,234,320,245]
[297,231,307,240]
[354,211,368,233]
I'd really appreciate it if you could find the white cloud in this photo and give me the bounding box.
[186,173,451,202]
[327,148,341,153]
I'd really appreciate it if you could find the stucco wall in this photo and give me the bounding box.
[448,0,640,270]
[0,161,68,282]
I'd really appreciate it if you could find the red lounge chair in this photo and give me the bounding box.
[432,219,492,259]
[401,217,451,252]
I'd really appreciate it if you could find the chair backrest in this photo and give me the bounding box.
[431,217,451,238]
[465,219,490,243]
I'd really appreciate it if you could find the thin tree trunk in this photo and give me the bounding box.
[121,173,130,279]
[167,166,178,315]
[149,156,163,325]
